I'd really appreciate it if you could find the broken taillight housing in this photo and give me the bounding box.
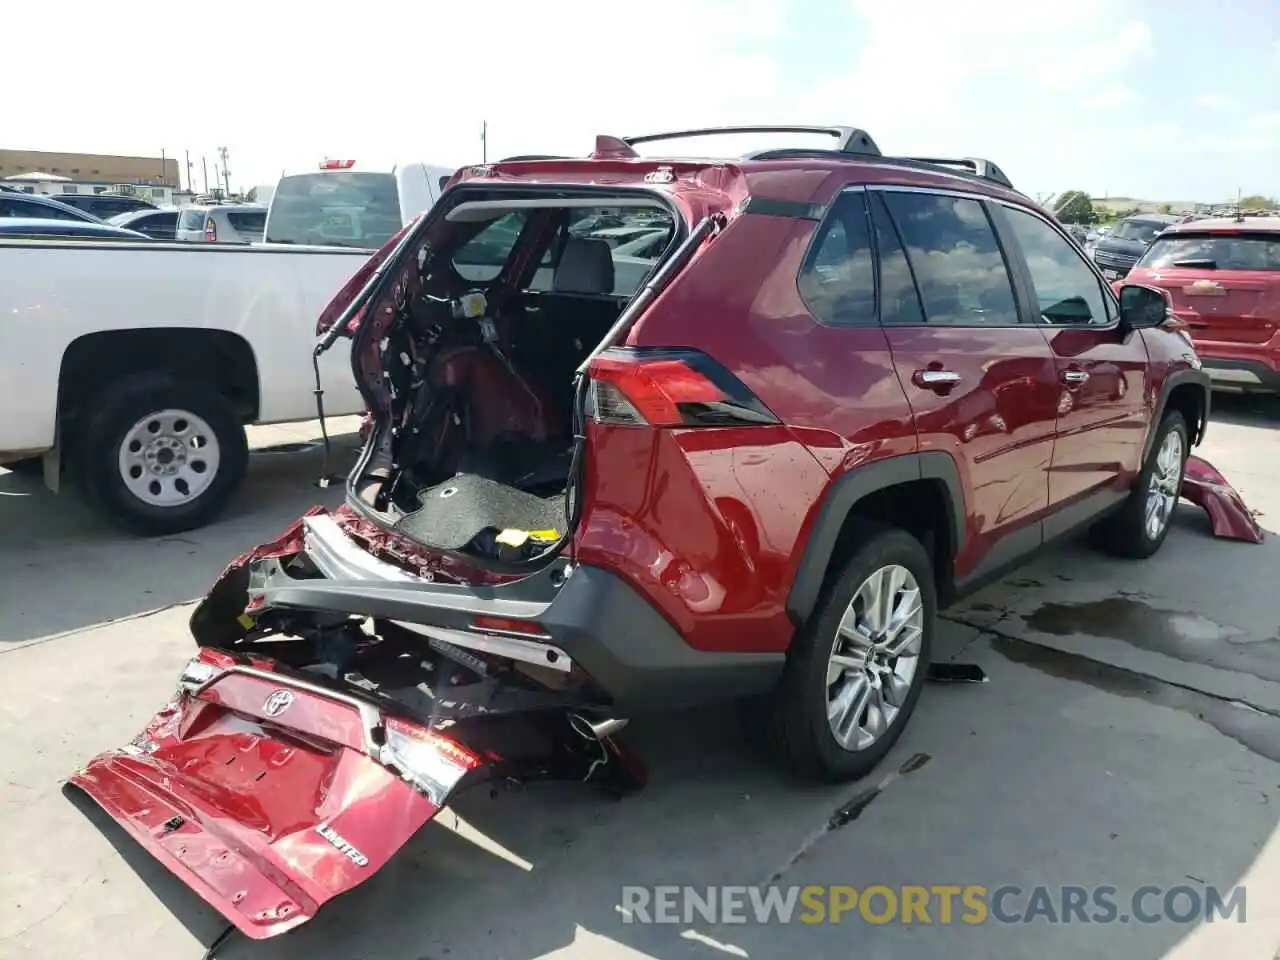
[586,348,779,428]
[381,717,481,804]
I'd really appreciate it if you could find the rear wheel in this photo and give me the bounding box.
[766,521,935,783]
[1092,411,1188,559]
[75,376,249,536]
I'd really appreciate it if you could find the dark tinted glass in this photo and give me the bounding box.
[869,193,925,325]
[881,192,1019,326]
[265,172,400,248]
[798,191,876,325]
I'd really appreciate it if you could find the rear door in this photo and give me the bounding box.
[870,187,1061,581]
[991,202,1151,520]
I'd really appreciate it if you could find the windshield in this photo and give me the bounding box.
[1111,219,1171,244]
[264,172,401,248]
[1138,233,1280,271]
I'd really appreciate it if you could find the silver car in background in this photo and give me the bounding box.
[175,203,268,244]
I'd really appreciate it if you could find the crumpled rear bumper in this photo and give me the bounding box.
[1180,455,1264,543]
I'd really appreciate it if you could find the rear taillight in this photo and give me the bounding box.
[204,217,216,242]
[314,218,417,337]
[381,717,480,803]
[586,348,778,428]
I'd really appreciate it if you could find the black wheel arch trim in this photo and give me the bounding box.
[1145,367,1211,460]
[785,451,966,626]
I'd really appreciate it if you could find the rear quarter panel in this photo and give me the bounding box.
[0,241,372,454]
[601,199,916,652]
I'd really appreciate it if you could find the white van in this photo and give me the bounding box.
[263,159,456,250]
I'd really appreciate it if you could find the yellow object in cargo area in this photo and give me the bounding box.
[494,528,560,548]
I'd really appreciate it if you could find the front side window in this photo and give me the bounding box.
[13,199,82,221]
[880,192,1019,326]
[797,191,876,325]
[1002,206,1110,325]
[1137,233,1280,271]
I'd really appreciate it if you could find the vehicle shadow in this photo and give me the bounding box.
[0,423,362,646]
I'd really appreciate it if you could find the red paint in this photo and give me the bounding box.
[68,654,473,940]
[1181,454,1264,543]
[1125,217,1280,389]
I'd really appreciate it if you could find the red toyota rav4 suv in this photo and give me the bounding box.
[70,125,1211,941]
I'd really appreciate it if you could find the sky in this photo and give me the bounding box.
[4,0,1276,203]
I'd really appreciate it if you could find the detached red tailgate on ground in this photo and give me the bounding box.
[68,659,452,940]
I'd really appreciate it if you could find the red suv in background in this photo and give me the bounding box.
[1125,216,1280,393]
[70,125,1212,941]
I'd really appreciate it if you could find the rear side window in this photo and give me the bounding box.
[178,209,206,232]
[798,191,876,325]
[1138,233,1280,271]
[226,210,267,236]
[869,193,926,325]
[880,192,1019,326]
[16,199,83,221]
[265,172,401,248]
[453,212,530,281]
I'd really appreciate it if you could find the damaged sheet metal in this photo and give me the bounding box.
[1180,455,1264,544]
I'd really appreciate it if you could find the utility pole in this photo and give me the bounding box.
[185,150,192,192]
[481,121,487,163]
[201,156,209,194]
[161,148,166,184]
[218,146,231,198]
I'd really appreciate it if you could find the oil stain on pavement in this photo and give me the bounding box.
[991,634,1280,764]
[1024,596,1280,683]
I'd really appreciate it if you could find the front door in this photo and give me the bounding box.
[870,189,1061,581]
[992,204,1152,520]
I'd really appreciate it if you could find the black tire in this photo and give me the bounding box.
[765,520,936,783]
[1092,410,1188,559]
[74,375,249,536]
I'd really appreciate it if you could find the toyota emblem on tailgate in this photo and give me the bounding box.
[263,690,294,717]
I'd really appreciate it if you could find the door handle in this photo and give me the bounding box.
[1061,370,1090,385]
[912,369,962,389]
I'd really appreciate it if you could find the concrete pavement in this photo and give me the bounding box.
[2,400,1279,960]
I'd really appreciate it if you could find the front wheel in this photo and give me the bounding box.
[75,376,249,536]
[765,520,935,783]
[1092,410,1188,559]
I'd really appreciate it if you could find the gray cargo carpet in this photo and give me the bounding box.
[394,473,566,550]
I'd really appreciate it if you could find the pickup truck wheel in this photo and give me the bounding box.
[1092,410,1188,559]
[766,520,935,783]
[76,377,248,536]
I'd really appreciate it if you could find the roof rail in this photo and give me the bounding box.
[898,156,1014,189]
[623,125,882,157]
[500,154,574,162]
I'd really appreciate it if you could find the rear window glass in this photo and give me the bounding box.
[265,172,400,248]
[179,209,206,231]
[1137,233,1280,271]
[226,210,266,236]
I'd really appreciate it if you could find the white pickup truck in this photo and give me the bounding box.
[0,159,461,536]
[0,236,378,535]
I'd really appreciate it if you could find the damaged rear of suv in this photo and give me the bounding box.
[70,123,1240,941]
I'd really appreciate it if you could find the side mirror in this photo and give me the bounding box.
[1118,283,1171,331]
